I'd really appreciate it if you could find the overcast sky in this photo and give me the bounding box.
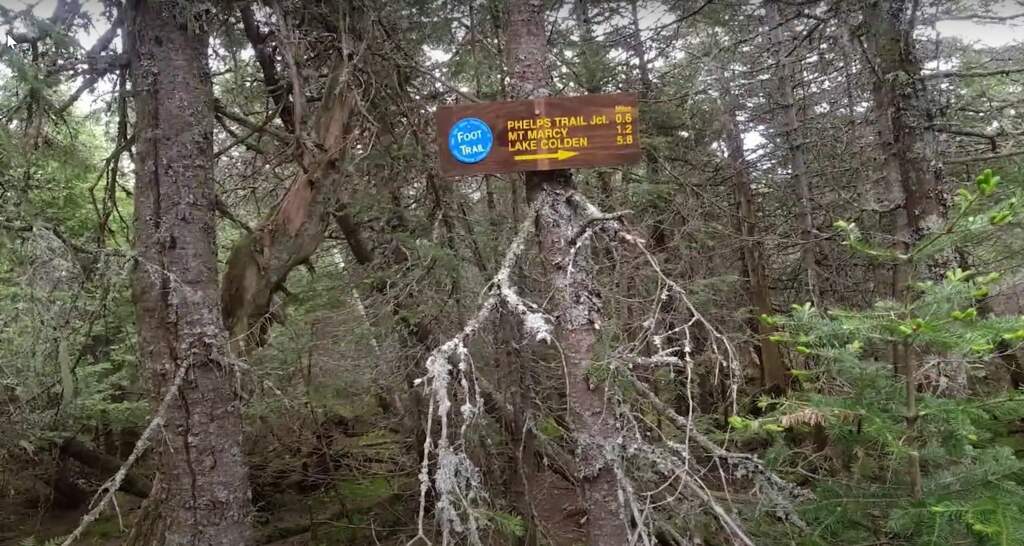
[937,11,1023,47]
[8,0,1024,49]
[2,0,1021,123]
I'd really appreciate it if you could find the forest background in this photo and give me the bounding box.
[4,1,1024,545]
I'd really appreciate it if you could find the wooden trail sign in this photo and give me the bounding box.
[436,93,641,176]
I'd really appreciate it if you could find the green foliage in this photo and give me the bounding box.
[335,477,395,506]
[0,62,142,506]
[535,414,566,440]
[4,2,1024,544]
[476,509,526,539]
[626,181,676,208]
[753,170,1024,545]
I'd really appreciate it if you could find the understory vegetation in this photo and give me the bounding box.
[3,1,1024,545]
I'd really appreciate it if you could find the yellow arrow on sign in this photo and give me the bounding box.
[513,149,579,161]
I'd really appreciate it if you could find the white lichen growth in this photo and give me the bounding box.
[409,206,551,545]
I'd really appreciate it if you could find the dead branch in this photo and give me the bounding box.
[59,362,190,546]
[923,66,1024,80]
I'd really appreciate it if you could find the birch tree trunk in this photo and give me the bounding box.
[126,1,251,544]
[506,2,630,544]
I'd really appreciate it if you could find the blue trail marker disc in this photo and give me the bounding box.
[448,117,493,164]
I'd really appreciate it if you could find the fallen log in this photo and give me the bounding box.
[60,437,152,498]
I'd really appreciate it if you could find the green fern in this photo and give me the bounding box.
[476,509,526,538]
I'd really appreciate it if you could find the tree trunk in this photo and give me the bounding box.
[862,0,951,495]
[629,0,653,98]
[765,1,819,305]
[863,0,952,355]
[863,0,947,251]
[221,5,361,355]
[126,2,251,544]
[506,2,629,544]
[718,70,787,390]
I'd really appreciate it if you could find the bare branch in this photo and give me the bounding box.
[946,148,1024,164]
[214,102,291,143]
[937,12,1024,22]
[59,362,191,546]
[923,67,1024,80]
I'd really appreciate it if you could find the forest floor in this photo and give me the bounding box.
[4,470,589,546]
[1,493,141,546]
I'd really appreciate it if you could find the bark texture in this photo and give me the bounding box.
[719,71,787,389]
[126,2,251,544]
[507,2,629,544]
[863,0,953,365]
[221,5,361,354]
[765,1,819,305]
[863,0,947,247]
[862,0,954,494]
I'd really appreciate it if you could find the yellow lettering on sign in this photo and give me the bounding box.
[554,116,589,127]
[526,127,567,140]
[614,106,635,146]
[540,136,588,150]
[508,140,537,152]
[507,117,552,130]
[503,109,618,155]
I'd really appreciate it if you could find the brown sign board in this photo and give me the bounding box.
[436,93,641,176]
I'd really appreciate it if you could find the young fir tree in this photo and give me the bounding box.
[733,169,1024,545]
